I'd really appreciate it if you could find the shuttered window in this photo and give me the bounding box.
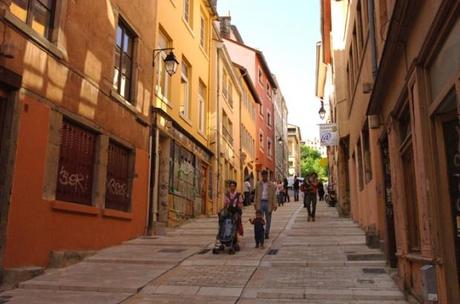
[56,119,96,205]
[105,141,131,212]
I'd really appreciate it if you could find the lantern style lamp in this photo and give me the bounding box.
[153,48,179,76]
[164,51,179,76]
[319,100,326,120]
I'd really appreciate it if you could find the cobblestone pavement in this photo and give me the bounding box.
[1,199,408,303]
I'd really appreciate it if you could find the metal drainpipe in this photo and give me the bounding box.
[216,45,221,210]
[368,0,378,80]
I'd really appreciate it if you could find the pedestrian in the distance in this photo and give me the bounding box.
[301,173,319,222]
[293,175,300,201]
[243,177,252,206]
[276,179,285,207]
[283,177,290,203]
[318,180,325,202]
[254,170,277,239]
[249,210,266,248]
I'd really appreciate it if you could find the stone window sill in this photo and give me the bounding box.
[102,209,132,220]
[51,200,99,216]
[4,11,64,60]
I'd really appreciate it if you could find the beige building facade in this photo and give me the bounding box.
[319,0,460,302]
[288,124,302,177]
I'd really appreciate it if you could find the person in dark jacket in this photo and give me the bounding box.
[301,173,319,221]
[317,181,325,201]
[293,175,300,201]
[249,210,266,248]
[283,177,290,202]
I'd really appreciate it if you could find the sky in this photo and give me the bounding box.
[217,0,322,141]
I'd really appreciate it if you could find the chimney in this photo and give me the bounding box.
[219,16,232,39]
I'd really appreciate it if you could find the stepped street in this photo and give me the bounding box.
[1,199,407,304]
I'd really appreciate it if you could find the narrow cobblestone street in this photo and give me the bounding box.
[0,199,407,304]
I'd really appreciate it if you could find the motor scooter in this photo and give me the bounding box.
[324,185,337,207]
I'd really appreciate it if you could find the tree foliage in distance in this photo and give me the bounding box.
[300,144,328,181]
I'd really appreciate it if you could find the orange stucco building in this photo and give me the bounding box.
[0,0,156,276]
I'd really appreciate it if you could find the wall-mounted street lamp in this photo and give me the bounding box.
[318,99,326,120]
[278,137,283,145]
[153,48,179,76]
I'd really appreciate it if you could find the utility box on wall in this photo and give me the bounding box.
[420,264,438,302]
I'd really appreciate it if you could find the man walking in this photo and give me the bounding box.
[293,175,300,201]
[254,170,277,239]
[301,173,319,221]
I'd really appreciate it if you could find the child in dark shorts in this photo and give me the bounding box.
[249,210,266,248]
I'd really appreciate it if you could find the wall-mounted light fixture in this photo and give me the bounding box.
[153,48,179,76]
[318,99,326,120]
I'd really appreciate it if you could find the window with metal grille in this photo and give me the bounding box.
[56,119,96,205]
[105,141,131,212]
[10,0,56,39]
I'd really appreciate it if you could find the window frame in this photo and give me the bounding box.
[183,0,193,27]
[9,0,56,39]
[105,140,133,212]
[180,58,191,119]
[198,80,206,134]
[55,118,97,206]
[113,17,136,103]
[156,29,172,102]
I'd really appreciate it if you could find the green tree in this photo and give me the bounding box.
[300,145,328,181]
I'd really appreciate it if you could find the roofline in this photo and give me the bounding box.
[206,0,218,16]
[233,63,262,104]
[223,38,278,89]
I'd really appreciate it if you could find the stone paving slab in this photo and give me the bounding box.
[122,294,238,304]
[20,262,173,293]
[0,289,131,304]
[86,245,201,264]
[146,265,256,288]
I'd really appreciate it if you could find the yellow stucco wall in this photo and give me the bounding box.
[154,0,214,148]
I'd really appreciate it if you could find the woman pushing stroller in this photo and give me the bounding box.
[213,180,244,254]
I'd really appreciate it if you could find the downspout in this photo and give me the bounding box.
[368,0,378,80]
[216,44,222,211]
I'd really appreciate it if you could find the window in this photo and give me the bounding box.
[266,83,272,98]
[106,141,131,212]
[228,82,233,107]
[183,0,192,26]
[259,103,263,116]
[258,68,263,85]
[398,103,420,251]
[357,139,364,191]
[157,30,171,100]
[180,59,191,118]
[362,124,372,183]
[200,15,208,51]
[169,142,196,201]
[267,112,271,127]
[222,111,233,144]
[113,19,135,101]
[198,80,206,133]
[222,71,228,99]
[56,119,97,205]
[259,130,264,150]
[356,1,364,56]
[10,0,55,38]
[267,138,272,157]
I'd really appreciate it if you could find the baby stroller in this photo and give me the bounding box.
[213,207,240,254]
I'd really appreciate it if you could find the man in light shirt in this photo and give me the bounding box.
[254,170,277,239]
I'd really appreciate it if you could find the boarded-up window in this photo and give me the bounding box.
[169,141,196,201]
[105,141,131,212]
[56,119,96,205]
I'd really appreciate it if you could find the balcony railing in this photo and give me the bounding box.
[222,127,233,145]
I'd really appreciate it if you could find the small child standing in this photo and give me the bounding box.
[249,210,266,248]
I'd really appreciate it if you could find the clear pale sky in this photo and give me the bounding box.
[217,0,322,141]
